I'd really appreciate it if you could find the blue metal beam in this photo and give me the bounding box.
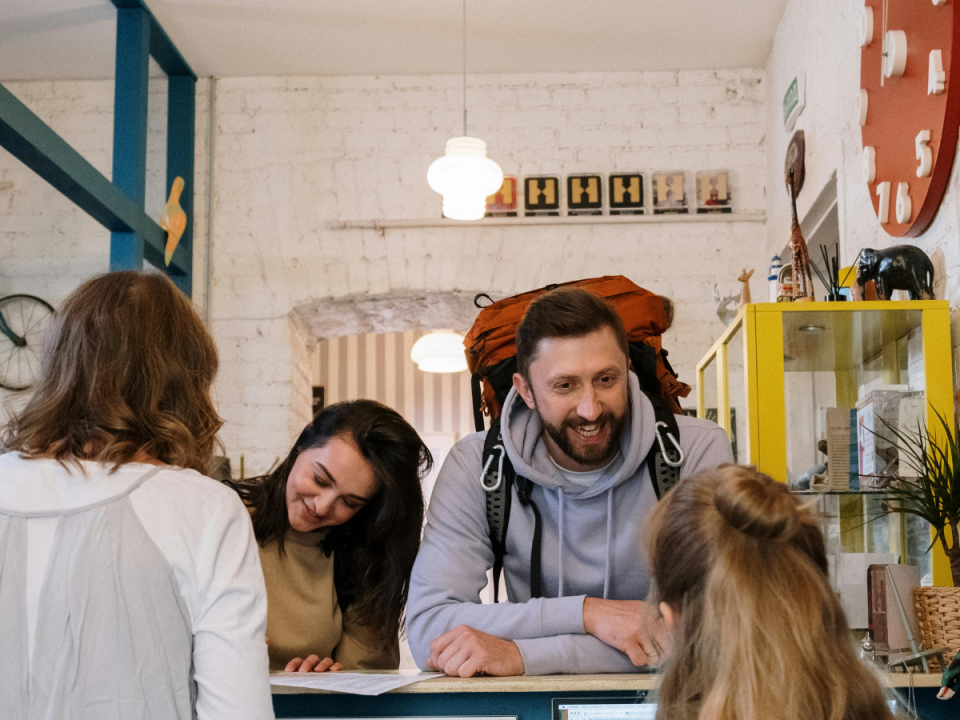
[110,6,151,272]
[166,74,196,296]
[110,0,196,79]
[0,82,187,277]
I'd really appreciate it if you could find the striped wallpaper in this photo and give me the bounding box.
[314,330,482,447]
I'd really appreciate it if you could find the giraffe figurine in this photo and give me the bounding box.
[737,268,754,309]
[788,170,815,302]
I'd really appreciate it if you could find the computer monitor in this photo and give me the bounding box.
[553,695,656,720]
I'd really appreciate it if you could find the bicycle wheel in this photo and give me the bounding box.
[0,294,54,391]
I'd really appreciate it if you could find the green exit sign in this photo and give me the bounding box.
[783,74,805,132]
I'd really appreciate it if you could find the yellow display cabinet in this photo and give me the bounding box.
[696,300,954,586]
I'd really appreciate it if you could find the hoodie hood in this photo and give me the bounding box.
[500,371,657,500]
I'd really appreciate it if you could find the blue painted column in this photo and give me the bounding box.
[166,74,196,296]
[110,6,150,271]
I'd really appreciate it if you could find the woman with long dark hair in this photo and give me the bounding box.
[229,399,431,671]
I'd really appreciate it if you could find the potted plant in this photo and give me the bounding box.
[880,409,960,666]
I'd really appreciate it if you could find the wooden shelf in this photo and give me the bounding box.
[329,213,765,232]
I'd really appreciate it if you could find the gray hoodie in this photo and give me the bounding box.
[406,371,733,675]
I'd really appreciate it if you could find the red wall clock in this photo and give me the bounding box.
[860,0,960,237]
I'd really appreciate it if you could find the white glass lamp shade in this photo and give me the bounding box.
[410,329,468,373]
[427,137,504,221]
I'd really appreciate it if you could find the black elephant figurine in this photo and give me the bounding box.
[857,246,935,301]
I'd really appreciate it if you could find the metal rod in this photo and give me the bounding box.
[462,0,467,137]
[204,76,217,324]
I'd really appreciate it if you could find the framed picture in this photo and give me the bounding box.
[566,174,603,216]
[524,176,560,216]
[486,176,518,217]
[696,170,732,214]
[652,171,688,214]
[609,173,644,215]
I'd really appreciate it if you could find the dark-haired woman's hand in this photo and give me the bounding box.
[285,655,343,673]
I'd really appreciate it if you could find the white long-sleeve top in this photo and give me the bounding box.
[0,452,275,720]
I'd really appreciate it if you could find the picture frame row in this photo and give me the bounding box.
[483,171,733,217]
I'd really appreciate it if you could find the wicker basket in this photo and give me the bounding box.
[913,586,960,672]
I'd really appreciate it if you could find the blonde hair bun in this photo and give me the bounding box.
[712,467,802,543]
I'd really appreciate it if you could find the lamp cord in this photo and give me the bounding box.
[462,0,467,136]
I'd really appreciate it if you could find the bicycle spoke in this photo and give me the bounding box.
[24,301,37,333]
[17,301,26,337]
[23,350,34,381]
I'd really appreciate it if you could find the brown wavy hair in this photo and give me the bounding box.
[4,271,222,473]
[647,465,897,720]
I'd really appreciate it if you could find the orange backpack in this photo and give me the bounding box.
[464,275,690,430]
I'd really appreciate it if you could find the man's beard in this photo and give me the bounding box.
[539,407,628,467]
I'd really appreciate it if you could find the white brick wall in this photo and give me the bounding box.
[765,0,960,319]
[0,69,768,474]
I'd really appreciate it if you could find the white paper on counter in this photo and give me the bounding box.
[270,670,443,696]
[838,552,897,628]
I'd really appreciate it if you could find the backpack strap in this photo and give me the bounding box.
[481,417,544,602]
[643,391,684,499]
[481,418,513,603]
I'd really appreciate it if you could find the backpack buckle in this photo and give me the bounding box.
[654,421,685,468]
[481,444,506,492]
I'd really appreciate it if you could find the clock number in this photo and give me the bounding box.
[876,181,891,224]
[883,31,908,78]
[916,131,933,178]
[864,146,877,183]
[860,7,874,48]
[929,50,946,95]
[896,183,912,223]
[858,89,869,126]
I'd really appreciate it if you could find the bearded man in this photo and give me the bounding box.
[406,288,732,676]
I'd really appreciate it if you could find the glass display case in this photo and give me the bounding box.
[696,301,954,586]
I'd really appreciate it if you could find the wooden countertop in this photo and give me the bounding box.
[269,671,942,694]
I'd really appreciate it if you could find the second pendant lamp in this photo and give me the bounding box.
[427,0,503,221]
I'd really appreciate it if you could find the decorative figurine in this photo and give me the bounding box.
[940,651,960,700]
[160,176,187,267]
[784,131,814,302]
[787,171,815,302]
[768,255,783,302]
[737,268,754,309]
[856,246,935,301]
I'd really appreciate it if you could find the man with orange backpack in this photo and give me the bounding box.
[406,285,733,676]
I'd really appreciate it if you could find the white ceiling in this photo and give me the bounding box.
[0,0,789,80]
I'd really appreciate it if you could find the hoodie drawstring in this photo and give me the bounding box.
[603,487,614,599]
[557,488,565,597]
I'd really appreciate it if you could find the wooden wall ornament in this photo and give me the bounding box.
[860,0,960,237]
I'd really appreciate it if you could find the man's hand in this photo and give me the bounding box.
[284,655,343,673]
[582,598,667,667]
[426,625,525,677]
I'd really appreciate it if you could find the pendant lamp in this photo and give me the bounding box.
[410,330,468,373]
[427,0,503,221]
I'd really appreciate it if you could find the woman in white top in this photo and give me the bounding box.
[0,271,274,720]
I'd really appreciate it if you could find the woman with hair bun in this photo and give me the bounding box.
[646,464,898,720]
[228,399,431,672]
